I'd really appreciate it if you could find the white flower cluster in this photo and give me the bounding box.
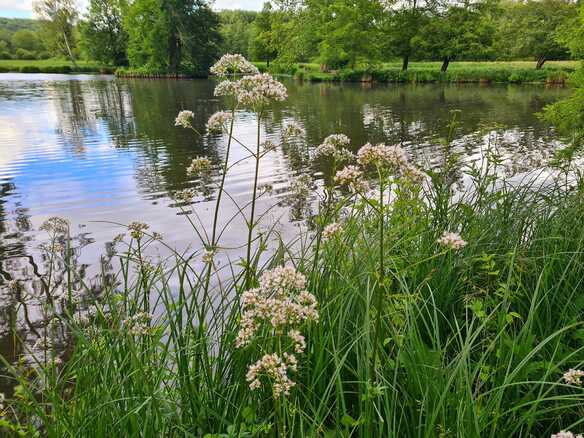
[206,111,232,134]
[246,352,298,397]
[551,432,584,438]
[563,368,584,385]
[40,217,69,235]
[210,54,259,77]
[314,134,354,162]
[437,231,467,250]
[322,222,343,241]
[236,266,319,396]
[282,121,306,141]
[335,165,370,193]
[290,174,312,200]
[175,110,194,129]
[357,142,409,171]
[215,73,287,109]
[187,156,212,176]
[122,312,153,336]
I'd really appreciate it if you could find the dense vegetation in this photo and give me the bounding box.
[0,0,582,76]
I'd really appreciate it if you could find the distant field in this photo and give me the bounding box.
[0,59,110,73]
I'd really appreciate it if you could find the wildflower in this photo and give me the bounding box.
[152,232,163,241]
[175,188,197,203]
[122,312,153,336]
[0,392,4,410]
[113,233,125,244]
[357,142,409,172]
[437,231,467,250]
[175,110,194,129]
[282,121,305,141]
[259,183,274,195]
[563,369,584,386]
[313,134,354,162]
[262,140,278,153]
[551,432,584,438]
[246,353,297,397]
[236,73,287,108]
[202,249,215,264]
[187,156,212,176]
[206,111,232,134]
[290,174,312,199]
[40,216,69,234]
[335,165,370,193]
[235,266,318,348]
[210,54,259,77]
[402,164,427,185]
[128,221,149,240]
[322,222,343,240]
[288,329,306,353]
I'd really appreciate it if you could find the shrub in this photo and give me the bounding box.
[15,48,37,60]
[19,65,41,73]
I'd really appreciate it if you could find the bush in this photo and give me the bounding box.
[0,50,12,60]
[19,65,41,73]
[15,48,36,60]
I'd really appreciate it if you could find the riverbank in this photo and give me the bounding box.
[0,59,113,74]
[258,61,578,85]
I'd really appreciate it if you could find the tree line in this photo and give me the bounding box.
[0,0,582,74]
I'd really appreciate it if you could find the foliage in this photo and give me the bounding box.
[125,0,221,75]
[33,0,79,63]
[495,0,576,69]
[219,10,256,58]
[79,0,128,66]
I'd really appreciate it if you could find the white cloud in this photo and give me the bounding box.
[0,0,33,14]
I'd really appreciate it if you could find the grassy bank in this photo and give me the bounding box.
[0,59,114,74]
[256,61,578,84]
[1,57,583,437]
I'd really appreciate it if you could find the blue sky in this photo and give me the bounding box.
[0,0,263,18]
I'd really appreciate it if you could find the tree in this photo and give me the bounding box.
[309,0,384,69]
[415,1,496,72]
[249,3,278,65]
[556,2,584,60]
[219,10,256,58]
[382,0,435,71]
[11,29,41,52]
[33,0,78,64]
[80,0,128,66]
[496,0,576,69]
[126,0,221,75]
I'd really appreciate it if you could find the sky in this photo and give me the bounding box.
[0,0,264,19]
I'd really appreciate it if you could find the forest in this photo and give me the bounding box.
[0,0,581,75]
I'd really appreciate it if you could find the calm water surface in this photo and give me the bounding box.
[0,74,571,368]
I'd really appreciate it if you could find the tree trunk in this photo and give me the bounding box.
[168,31,181,75]
[402,55,409,72]
[63,32,77,68]
[440,56,450,73]
[536,56,546,70]
[267,58,270,68]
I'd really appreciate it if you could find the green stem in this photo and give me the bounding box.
[245,112,262,287]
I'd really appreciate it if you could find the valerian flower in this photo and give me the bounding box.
[437,231,467,250]
[40,216,69,235]
[246,352,297,397]
[187,156,212,176]
[335,165,370,192]
[122,312,153,336]
[313,134,354,162]
[210,54,259,77]
[357,142,409,172]
[206,111,233,134]
[322,222,343,240]
[290,174,312,200]
[402,163,427,185]
[551,432,584,438]
[175,110,194,129]
[282,121,306,141]
[128,221,149,240]
[233,73,288,108]
[563,369,584,386]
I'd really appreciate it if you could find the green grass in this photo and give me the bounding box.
[253,60,579,84]
[0,59,113,74]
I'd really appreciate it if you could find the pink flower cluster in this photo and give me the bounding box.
[210,54,259,77]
